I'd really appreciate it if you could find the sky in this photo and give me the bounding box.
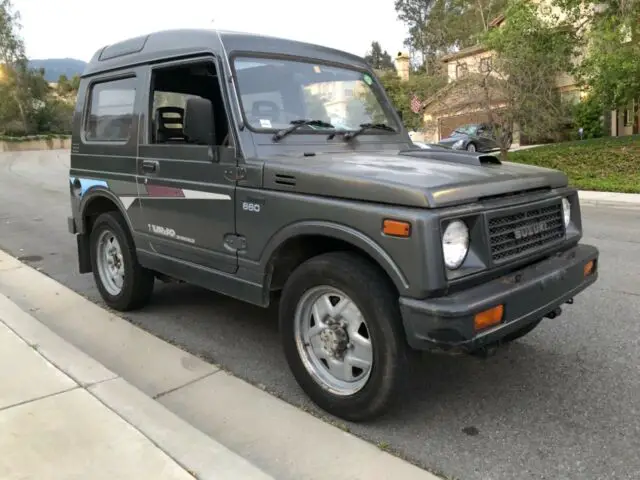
[12,0,409,62]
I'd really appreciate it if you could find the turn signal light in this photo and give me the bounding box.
[584,260,595,277]
[474,305,504,331]
[382,219,411,238]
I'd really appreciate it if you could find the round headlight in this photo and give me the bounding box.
[562,198,571,227]
[442,220,470,270]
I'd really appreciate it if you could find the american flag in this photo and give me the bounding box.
[410,94,424,114]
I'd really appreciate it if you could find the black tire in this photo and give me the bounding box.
[89,211,155,311]
[466,142,477,152]
[502,319,542,344]
[279,251,408,422]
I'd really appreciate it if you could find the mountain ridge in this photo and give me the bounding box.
[29,58,88,82]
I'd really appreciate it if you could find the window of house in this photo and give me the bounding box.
[84,77,136,142]
[148,60,230,147]
[480,57,492,73]
[456,63,468,79]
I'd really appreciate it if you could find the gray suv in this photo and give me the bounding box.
[67,29,599,421]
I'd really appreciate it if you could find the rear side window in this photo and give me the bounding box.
[84,77,136,142]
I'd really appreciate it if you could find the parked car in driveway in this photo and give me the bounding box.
[438,123,511,152]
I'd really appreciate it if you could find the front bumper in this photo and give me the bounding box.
[400,244,599,352]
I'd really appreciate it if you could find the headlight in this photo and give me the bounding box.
[452,139,464,149]
[442,220,470,269]
[562,198,571,227]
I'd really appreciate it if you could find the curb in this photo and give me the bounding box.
[0,291,273,480]
[578,190,640,210]
[0,250,441,480]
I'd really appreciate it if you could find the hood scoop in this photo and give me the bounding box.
[398,148,501,167]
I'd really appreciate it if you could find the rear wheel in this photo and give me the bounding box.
[466,142,477,152]
[90,212,155,311]
[279,251,408,422]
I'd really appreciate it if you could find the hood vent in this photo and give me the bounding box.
[274,173,297,186]
[398,149,501,166]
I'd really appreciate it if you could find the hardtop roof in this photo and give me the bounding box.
[83,29,369,77]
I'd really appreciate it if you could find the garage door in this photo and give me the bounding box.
[438,112,491,140]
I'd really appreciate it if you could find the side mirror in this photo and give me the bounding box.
[397,109,403,120]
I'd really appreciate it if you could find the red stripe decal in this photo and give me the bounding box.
[145,184,185,197]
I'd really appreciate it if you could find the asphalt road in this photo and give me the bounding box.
[2,150,639,480]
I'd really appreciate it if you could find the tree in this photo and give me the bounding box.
[395,0,508,73]
[576,2,640,112]
[363,41,395,70]
[0,0,31,133]
[371,70,446,130]
[427,0,578,157]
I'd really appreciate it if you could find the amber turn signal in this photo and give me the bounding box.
[382,219,411,237]
[584,260,595,277]
[474,305,504,331]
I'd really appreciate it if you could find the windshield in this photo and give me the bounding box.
[232,56,398,134]
[452,124,478,136]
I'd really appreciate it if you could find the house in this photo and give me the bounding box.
[413,2,638,143]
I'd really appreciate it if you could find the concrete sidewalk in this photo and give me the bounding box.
[0,292,272,480]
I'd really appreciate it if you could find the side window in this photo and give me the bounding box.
[148,60,230,147]
[84,77,136,142]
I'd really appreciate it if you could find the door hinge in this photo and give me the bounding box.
[224,234,247,251]
[224,166,247,182]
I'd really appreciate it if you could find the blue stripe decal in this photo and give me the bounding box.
[70,177,109,197]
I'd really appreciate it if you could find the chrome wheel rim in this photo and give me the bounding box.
[96,230,125,296]
[294,286,374,396]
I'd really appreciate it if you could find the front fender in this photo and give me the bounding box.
[77,185,133,234]
[260,220,410,292]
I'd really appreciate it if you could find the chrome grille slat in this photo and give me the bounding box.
[488,201,565,264]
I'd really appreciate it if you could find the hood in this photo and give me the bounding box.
[262,150,568,209]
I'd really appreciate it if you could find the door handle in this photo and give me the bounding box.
[141,160,159,174]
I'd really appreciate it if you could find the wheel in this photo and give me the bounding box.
[466,142,477,152]
[279,251,408,422]
[501,319,542,344]
[90,212,155,311]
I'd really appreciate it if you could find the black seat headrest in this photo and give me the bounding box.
[184,97,215,145]
[155,106,185,142]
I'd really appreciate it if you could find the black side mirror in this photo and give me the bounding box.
[397,109,403,120]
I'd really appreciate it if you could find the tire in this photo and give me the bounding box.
[279,251,408,422]
[502,319,542,344]
[90,211,155,311]
[466,142,477,152]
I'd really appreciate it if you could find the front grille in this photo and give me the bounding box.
[488,201,565,264]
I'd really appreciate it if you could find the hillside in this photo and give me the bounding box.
[29,58,87,82]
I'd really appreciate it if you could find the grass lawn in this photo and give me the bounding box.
[508,135,640,193]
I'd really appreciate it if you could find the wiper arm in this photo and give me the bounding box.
[343,123,396,140]
[272,119,335,141]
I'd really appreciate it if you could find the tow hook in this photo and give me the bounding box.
[469,343,499,358]
[545,306,562,319]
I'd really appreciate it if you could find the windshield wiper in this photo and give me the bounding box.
[272,119,335,141]
[343,123,396,140]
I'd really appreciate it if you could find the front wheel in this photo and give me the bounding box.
[466,142,477,152]
[279,252,408,422]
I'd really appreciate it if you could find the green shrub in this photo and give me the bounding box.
[509,135,640,193]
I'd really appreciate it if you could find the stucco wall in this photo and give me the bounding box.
[0,137,71,152]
